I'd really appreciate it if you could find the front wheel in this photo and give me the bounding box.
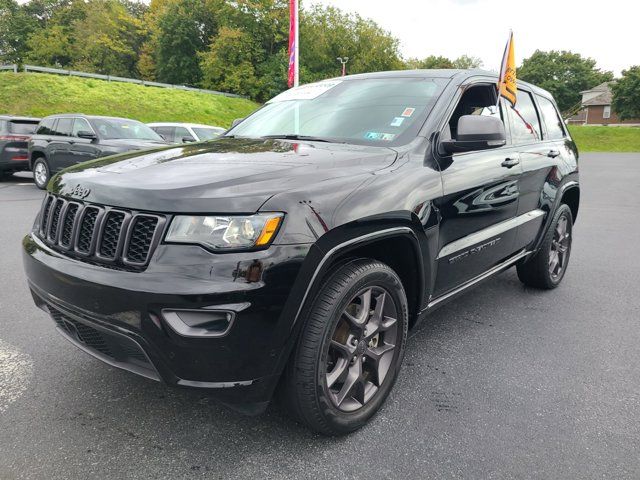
[282,259,408,435]
[32,158,50,190]
[517,204,573,289]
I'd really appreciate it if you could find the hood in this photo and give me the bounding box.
[50,138,398,213]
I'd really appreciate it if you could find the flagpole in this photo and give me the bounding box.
[294,0,299,88]
[496,30,511,111]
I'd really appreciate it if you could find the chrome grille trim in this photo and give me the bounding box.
[35,194,165,270]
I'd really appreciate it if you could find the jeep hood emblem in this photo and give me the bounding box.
[70,185,91,199]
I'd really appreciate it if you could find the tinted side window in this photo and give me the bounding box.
[37,118,56,135]
[153,126,174,142]
[9,121,39,134]
[175,126,195,142]
[54,118,73,137]
[508,90,541,144]
[72,118,92,136]
[537,96,566,140]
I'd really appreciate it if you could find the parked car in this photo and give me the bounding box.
[23,70,579,435]
[0,115,40,180]
[28,114,168,189]
[147,122,225,143]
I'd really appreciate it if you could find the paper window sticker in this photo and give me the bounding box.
[267,80,343,103]
[390,117,405,127]
[401,107,415,117]
[365,132,383,140]
[381,133,396,141]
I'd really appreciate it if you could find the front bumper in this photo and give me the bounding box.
[23,232,311,412]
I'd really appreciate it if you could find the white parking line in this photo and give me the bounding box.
[0,339,33,413]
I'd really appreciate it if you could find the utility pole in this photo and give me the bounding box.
[337,57,349,77]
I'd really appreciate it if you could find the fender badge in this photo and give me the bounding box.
[70,184,91,199]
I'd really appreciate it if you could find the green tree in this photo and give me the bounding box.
[200,26,262,98]
[25,24,73,66]
[452,54,482,69]
[0,0,38,63]
[70,0,146,77]
[154,0,217,85]
[611,66,640,120]
[299,5,403,82]
[519,50,613,114]
[405,55,454,69]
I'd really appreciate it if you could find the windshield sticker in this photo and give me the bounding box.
[390,117,405,127]
[268,80,343,103]
[365,132,395,141]
[365,132,383,140]
[401,107,415,117]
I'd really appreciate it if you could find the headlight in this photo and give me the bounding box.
[165,213,283,251]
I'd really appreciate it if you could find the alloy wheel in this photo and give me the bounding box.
[34,162,47,187]
[325,286,399,412]
[549,214,571,280]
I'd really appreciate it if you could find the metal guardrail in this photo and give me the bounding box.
[0,64,18,73]
[1,64,246,98]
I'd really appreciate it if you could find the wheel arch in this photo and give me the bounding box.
[561,184,580,222]
[532,180,579,253]
[272,223,430,385]
[29,149,47,170]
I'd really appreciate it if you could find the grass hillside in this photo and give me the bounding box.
[0,72,259,127]
[568,125,640,152]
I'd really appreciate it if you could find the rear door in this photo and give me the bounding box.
[506,89,562,251]
[48,117,75,172]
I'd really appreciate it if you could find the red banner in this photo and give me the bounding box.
[288,0,297,88]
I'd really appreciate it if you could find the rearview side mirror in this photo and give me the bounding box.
[182,136,195,143]
[441,115,506,154]
[77,130,97,140]
[231,118,244,128]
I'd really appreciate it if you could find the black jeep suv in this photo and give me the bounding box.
[23,70,579,435]
[28,114,168,189]
[0,115,40,180]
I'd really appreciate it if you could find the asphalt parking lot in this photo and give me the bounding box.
[1,153,639,479]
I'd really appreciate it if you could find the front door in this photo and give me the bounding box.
[69,118,100,165]
[433,90,523,296]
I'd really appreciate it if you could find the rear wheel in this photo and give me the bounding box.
[283,259,408,435]
[32,158,50,190]
[517,204,573,289]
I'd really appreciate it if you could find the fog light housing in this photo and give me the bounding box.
[162,309,235,338]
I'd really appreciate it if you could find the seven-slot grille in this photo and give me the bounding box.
[38,194,165,269]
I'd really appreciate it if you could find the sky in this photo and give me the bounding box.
[312,0,639,76]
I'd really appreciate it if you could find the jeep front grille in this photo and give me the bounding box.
[37,194,166,270]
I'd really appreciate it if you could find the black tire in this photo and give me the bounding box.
[32,158,50,190]
[517,204,573,289]
[282,259,408,435]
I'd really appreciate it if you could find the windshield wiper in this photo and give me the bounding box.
[261,134,345,144]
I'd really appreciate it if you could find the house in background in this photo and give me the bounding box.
[568,82,640,126]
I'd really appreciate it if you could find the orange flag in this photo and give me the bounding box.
[497,31,516,106]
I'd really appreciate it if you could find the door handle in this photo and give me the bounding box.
[501,157,520,168]
[547,149,560,158]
